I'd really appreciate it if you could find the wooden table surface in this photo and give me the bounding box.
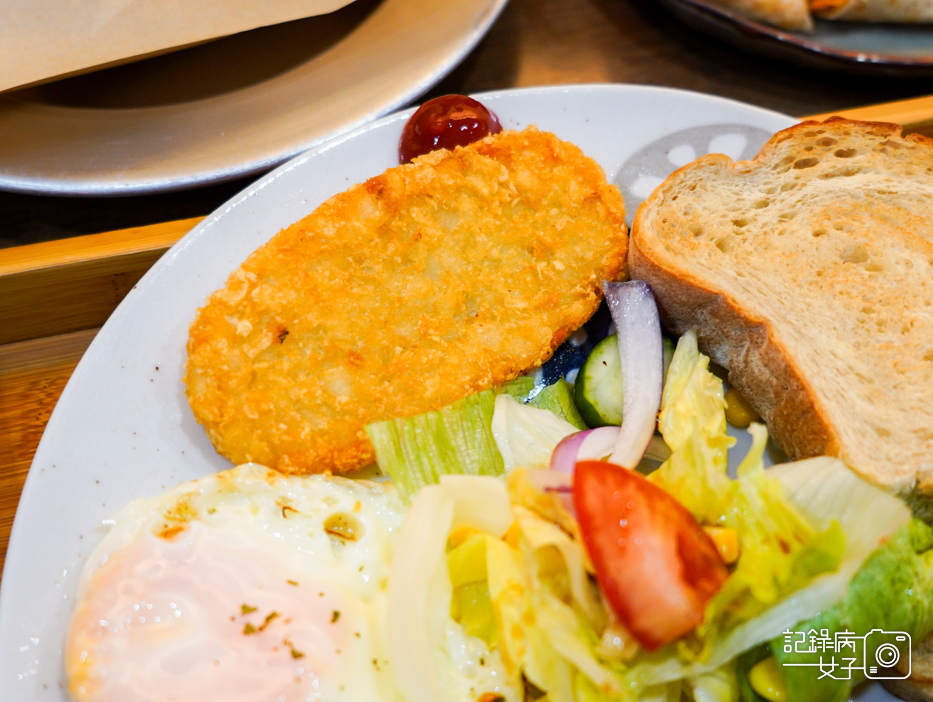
[2,0,933,583]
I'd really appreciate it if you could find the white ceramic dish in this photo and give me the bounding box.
[0,0,507,196]
[0,84,894,701]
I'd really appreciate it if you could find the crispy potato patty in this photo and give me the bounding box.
[185,127,628,474]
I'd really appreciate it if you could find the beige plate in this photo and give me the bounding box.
[0,0,507,196]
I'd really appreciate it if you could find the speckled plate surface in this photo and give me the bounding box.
[656,0,933,76]
[0,84,898,701]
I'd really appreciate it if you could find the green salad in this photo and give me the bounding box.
[366,328,933,702]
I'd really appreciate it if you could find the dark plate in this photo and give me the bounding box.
[656,0,933,76]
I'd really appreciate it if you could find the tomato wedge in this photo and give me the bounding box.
[573,460,729,651]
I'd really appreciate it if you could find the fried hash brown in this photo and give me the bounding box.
[185,127,628,474]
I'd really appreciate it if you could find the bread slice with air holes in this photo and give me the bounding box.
[629,117,933,518]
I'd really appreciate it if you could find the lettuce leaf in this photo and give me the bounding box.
[492,394,578,472]
[648,330,732,524]
[695,429,847,644]
[381,327,930,702]
[628,332,911,688]
[646,332,846,661]
[773,519,933,702]
[367,378,582,501]
[366,389,504,500]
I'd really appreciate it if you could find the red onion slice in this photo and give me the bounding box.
[525,469,576,514]
[603,280,664,469]
[550,426,619,474]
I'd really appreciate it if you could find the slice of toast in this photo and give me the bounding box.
[630,117,933,516]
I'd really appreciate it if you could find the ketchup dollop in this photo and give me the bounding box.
[398,94,503,164]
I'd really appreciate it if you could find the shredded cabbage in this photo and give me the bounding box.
[626,333,911,687]
[383,329,926,702]
[492,394,579,472]
[386,476,518,702]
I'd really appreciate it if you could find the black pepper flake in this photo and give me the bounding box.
[331,610,341,623]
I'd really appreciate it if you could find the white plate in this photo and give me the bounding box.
[0,84,893,701]
[0,0,507,196]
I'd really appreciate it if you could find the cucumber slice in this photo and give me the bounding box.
[502,376,587,430]
[575,334,624,427]
[575,333,676,428]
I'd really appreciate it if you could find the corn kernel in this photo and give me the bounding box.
[503,522,523,548]
[748,657,786,701]
[448,526,479,549]
[703,526,740,564]
[725,387,759,428]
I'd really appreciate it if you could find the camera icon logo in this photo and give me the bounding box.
[863,629,911,680]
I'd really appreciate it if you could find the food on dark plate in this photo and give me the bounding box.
[185,126,628,475]
[810,0,933,22]
[706,0,813,31]
[629,117,933,516]
[705,0,933,30]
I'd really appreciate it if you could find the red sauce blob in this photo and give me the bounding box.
[398,94,503,164]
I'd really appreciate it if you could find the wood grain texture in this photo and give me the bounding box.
[804,94,933,137]
[0,217,201,344]
[0,328,97,584]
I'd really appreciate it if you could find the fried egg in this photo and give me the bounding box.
[65,464,407,702]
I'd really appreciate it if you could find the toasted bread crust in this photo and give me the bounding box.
[630,117,933,508]
[628,240,840,462]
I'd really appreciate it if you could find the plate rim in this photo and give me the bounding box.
[656,0,933,76]
[0,0,509,197]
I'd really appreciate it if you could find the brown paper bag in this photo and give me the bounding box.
[1,0,356,93]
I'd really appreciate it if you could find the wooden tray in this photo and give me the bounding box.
[2,95,932,580]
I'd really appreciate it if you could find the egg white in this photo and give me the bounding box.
[65,464,406,702]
